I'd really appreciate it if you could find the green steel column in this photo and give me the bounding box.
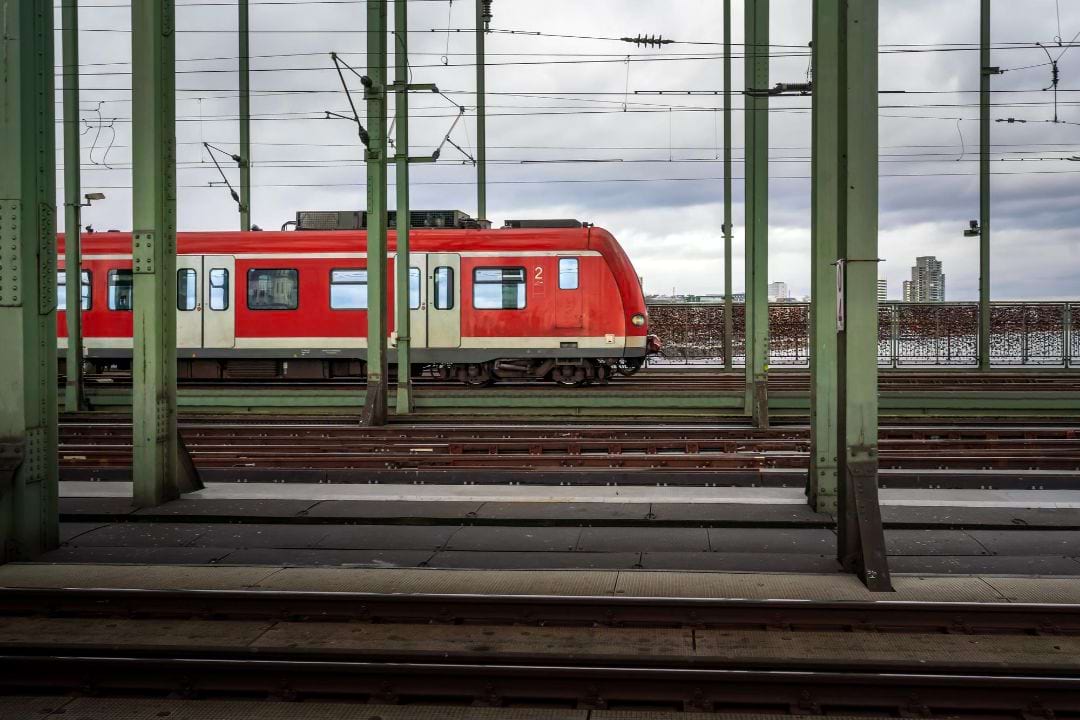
[808,0,840,514]
[239,0,251,230]
[131,0,185,505]
[723,0,734,372]
[978,0,991,370]
[393,0,413,414]
[0,0,60,557]
[62,0,86,412]
[744,0,769,426]
[836,0,891,591]
[475,0,487,224]
[361,0,389,426]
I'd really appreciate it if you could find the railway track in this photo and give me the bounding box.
[58,419,1080,478]
[1,586,1078,715]
[72,368,1080,394]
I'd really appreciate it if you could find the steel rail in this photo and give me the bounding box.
[2,652,1079,714]
[2,587,1078,634]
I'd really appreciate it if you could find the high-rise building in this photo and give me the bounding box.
[904,256,946,302]
[767,281,790,302]
[877,279,887,302]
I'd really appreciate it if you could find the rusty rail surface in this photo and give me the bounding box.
[0,587,1078,715]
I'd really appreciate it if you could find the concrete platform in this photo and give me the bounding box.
[61,482,1080,508]
[47,483,1080,575]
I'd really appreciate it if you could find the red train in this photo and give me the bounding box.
[57,222,659,385]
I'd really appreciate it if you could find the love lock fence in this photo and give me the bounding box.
[646,301,1078,368]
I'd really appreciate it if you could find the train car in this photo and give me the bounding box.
[57,222,659,385]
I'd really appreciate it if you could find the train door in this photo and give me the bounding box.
[554,256,583,329]
[202,255,236,348]
[426,253,461,348]
[407,254,428,348]
[176,256,202,348]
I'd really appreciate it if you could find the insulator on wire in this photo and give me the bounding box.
[620,34,672,48]
[481,0,492,30]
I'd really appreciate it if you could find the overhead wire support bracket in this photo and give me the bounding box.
[328,51,372,146]
[202,141,245,213]
[433,104,475,164]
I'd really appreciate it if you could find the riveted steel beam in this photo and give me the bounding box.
[834,0,892,591]
[0,0,60,557]
[62,0,86,413]
[131,0,201,505]
[979,0,991,370]
[809,0,840,513]
[723,0,734,373]
[239,0,251,230]
[393,0,413,415]
[744,0,769,427]
[361,0,389,426]
[475,0,487,225]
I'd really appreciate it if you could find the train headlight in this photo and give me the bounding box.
[631,313,646,327]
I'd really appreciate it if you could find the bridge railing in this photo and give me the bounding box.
[646,301,1077,368]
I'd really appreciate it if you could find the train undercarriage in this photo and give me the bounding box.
[74,356,646,386]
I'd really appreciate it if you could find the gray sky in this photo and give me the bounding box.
[58,0,1080,300]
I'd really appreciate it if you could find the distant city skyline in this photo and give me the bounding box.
[903,256,947,303]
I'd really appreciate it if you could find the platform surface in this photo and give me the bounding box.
[46,482,1080,575]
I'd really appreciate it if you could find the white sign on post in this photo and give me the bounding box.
[836,259,846,333]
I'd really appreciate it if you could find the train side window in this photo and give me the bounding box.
[177,269,197,311]
[209,269,229,310]
[108,269,133,311]
[57,270,91,311]
[473,267,526,310]
[247,268,299,310]
[433,266,454,310]
[558,258,579,290]
[330,269,367,310]
[409,267,421,310]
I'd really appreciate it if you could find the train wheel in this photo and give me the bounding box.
[551,365,586,387]
[615,358,645,376]
[461,363,494,387]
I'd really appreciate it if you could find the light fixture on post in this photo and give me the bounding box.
[82,192,105,207]
[963,220,981,238]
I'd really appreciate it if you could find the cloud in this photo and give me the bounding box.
[56,0,1080,300]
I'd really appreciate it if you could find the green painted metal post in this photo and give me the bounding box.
[809,0,839,514]
[62,0,86,413]
[0,0,60,558]
[979,0,991,370]
[131,0,199,505]
[836,0,891,591]
[393,0,413,414]
[239,0,251,230]
[362,0,389,426]
[723,0,734,372]
[475,0,487,225]
[744,0,769,426]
